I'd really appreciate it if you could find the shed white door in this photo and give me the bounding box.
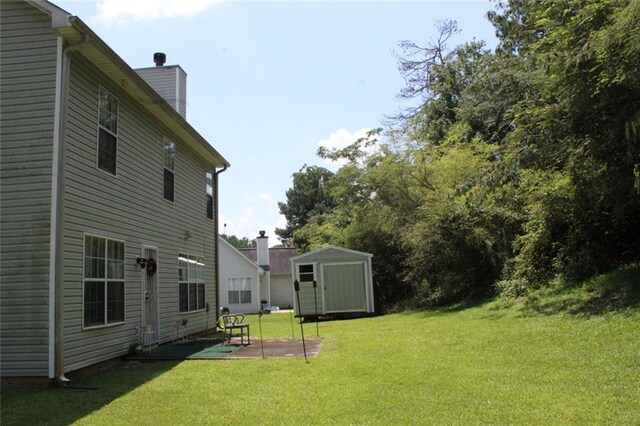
[323,262,366,312]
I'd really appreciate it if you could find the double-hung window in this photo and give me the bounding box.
[97,86,118,175]
[83,235,125,327]
[228,278,251,304]
[164,139,175,202]
[206,172,213,220]
[178,253,205,312]
[298,264,315,283]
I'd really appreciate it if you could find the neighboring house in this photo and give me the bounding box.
[240,233,296,309]
[218,231,296,313]
[0,0,229,382]
[218,236,264,314]
[291,246,375,317]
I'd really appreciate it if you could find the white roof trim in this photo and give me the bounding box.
[31,0,229,168]
[291,245,373,261]
[218,236,264,274]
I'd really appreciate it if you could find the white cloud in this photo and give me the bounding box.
[220,193,285,247]
[94,0,223,24]
[317,128,374,170]
[257,193,280,213]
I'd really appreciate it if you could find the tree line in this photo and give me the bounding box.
[276,0,640,311]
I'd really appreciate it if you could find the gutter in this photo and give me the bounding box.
[213,165,228,325]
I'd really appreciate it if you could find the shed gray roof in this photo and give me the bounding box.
[239,247,296,275]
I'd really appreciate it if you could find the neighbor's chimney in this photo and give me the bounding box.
[256,230,270,271]
[134,53,187,119]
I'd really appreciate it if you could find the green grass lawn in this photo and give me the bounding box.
[2,303,639,425]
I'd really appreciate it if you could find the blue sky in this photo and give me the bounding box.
[53,0,498,245]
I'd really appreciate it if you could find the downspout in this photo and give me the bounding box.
[50,31,88,385]
[49,35,65,383]
[213,165,227,327]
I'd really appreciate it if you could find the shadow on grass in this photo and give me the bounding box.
[390,264,639,320]
[519,264,640,317]
[399,295,493,319]
[1,360,180,426]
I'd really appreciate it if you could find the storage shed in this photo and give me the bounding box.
[291,246,374,317]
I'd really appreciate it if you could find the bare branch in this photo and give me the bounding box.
[387,19,460,128]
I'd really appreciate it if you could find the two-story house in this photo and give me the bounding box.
[0,0,229,383]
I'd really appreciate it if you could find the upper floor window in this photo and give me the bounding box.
[97,87,118,175]
[164,139,175,202]
[84,235,125,328]
[206,172,213,220]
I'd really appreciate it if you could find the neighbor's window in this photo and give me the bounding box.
[164,139,175,202]
[84,235,125,327]
[298,264,315,282]
[228,278,251,304]
[206,172,213,220]
[178,253,205,312]
[97,86,118,175]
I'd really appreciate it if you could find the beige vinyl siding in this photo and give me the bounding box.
[0,1,57,377]
[61,54,217,372]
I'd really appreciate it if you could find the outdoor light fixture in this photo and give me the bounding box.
[136,257,148,269]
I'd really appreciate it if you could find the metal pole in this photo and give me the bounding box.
[258,309,265,359]
[293,279,308,362]
[313,280,319,337]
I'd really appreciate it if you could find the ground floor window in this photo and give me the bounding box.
[228,278,252,304]
[83,235,125,327]
[179,253,205,312]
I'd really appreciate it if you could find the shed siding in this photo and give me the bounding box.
[0,1,57,377]
[61,54,217,373]
[292,247,374,315]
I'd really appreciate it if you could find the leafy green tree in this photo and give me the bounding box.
[221,235,255,249]
[282,0,640,310]
[275,165,335,250]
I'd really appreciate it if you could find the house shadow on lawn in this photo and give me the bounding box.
[1,334,243,425]
[1,360,181,426]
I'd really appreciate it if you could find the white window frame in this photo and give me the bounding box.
[227,277,252,304]
[164,138,175,202]
[82,233,126,329]
[96,86,118,176]
[178,253,205,313]
[206,171,214,220]
[297,263,316,284]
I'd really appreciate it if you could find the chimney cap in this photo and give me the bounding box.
[258,230,267,238]
[153,52,166,67]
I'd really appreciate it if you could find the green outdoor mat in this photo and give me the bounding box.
[136,339,244,360]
